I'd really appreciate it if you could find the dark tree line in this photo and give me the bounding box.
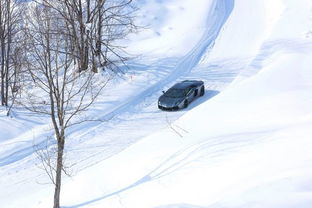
[1,0,137,208]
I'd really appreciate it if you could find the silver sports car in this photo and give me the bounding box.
[158,80,205,110]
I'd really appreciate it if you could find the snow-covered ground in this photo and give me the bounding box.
[1,0,312,207]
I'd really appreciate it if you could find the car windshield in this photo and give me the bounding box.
[164,88,186,98]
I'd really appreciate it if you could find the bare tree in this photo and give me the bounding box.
[36,0,137,73]
[19,0,137,206]
[0,0,24,111]
[22,3,110,208]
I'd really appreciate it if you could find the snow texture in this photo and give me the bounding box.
[1,0,312,208]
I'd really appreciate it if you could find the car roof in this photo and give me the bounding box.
[171,80,202,89]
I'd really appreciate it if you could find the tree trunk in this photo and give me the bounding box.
[95,0,103,72]
[78,0,88,72]
[53,137,65,208]
[0,25,5,106]
[1,40,5,106]
[0,2,3,106]
[5,0,12,107]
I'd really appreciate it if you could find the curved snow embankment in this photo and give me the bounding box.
[57,51,312,208]
[57,1,312,208]
[66,43,312,208]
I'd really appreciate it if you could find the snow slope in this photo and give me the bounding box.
[1,0,234,207]
[2,0,312,208]
[62,55,312,208]
[0,0,233,170]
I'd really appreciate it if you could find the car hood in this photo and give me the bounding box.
[158,95,184,107]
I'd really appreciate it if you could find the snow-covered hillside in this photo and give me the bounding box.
[1,0,312,208]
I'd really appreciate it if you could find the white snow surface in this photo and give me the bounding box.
[1,0,312,208]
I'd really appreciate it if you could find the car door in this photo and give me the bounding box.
[186,87,196,102]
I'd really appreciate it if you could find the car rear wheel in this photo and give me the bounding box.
[200,86,205,96]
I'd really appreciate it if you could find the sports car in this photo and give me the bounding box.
[158,80,205,110]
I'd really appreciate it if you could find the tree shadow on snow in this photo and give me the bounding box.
[62,175,152,208]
